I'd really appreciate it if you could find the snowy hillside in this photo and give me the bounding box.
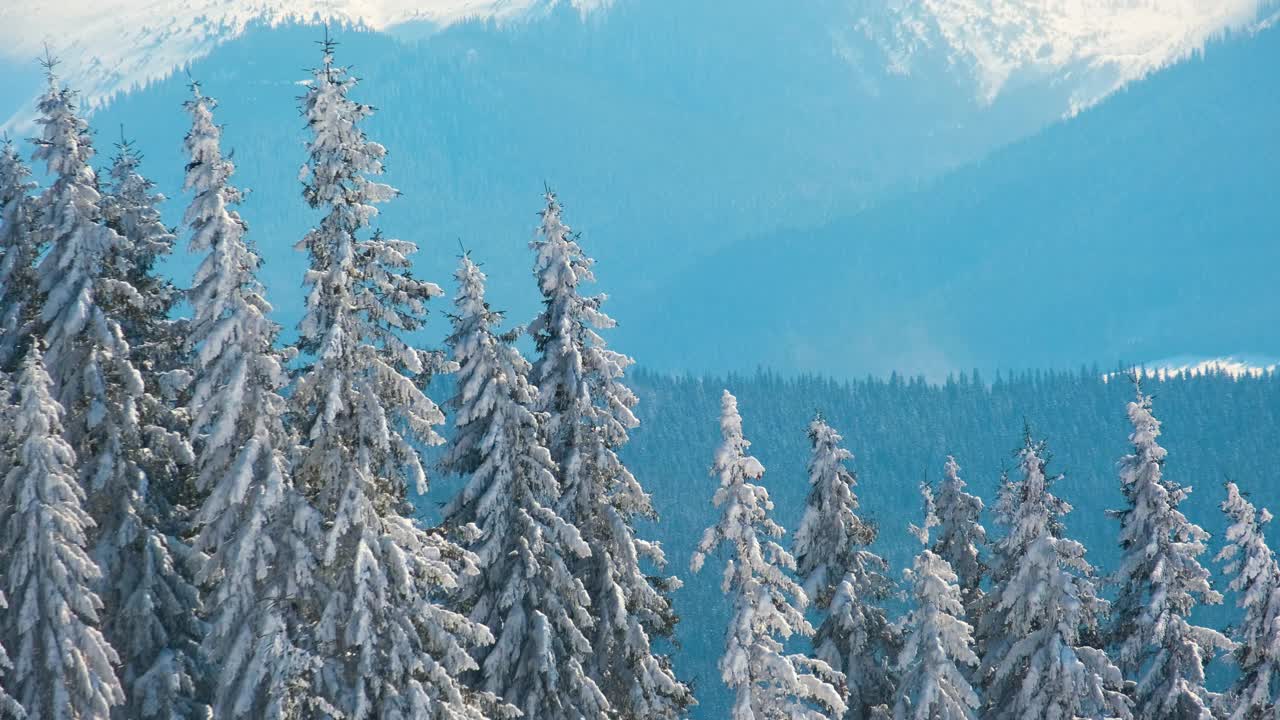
[1113,356,1280,380]
[4,0,1276,380]
[873,0,1277,111]
[0,0,607,127]
[632,20,1280,379]
[3,0,1277,127]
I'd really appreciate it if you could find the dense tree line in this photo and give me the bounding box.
[2,38,1280,720]
[616,367,1280,716]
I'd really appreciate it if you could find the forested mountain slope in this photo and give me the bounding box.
[33,2,1279,380]
[635,20,1280,378]
[82,2,1001,339]
[76,0,1266,361]
[421,368,1280,717]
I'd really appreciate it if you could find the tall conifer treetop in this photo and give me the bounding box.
[0,588,20,720]
[1217,482,1280,720]
[290,38,500,720]
[528,189,630,493]
[891,483,980,720]
[0,369,18,720]
[793,413,897,720]
[0,140,38,369]
[975,431,1131,720]
[30,60,128,413]
[183,80,326,720]
[30,60,207,720]
[441,252,597,720]
[932,455,986,618]
[0,346,124,719]
[529,190,602,440]
[526,189,692,718]
[692,391,846,720]
[1110,385,1229,720]
[100,134,180,355]
[291,35,447,504]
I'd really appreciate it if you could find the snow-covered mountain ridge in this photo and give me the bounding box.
[2,0,1276,129]
[0,0,607,128]
[1110,356,1279,381]
[872,0,1278,112]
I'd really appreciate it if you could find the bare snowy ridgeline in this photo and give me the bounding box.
[4,0,1275,130]
[1104,356,1279,382]
[2,36,1280,720]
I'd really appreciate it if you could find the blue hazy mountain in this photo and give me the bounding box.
[69,0,1124,351]
[68,1,1279,382]
[631,21,1280,379]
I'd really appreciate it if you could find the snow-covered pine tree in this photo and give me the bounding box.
[0,588,20,720]
[1217,482,1280,720]
[182,80,326,719]
[1109,385,1230,719]
[0,368,23,719]
[526,189,692,718]
[691,390,847,720]
[290,38,501,720]
[0,140,38,369]
[30,63,207,720]
[0,345,124,718]
[974,431,1131,720]
[932,456,986,621]
[99,131,183,376]
[528,188,591,473]
[793,413,897,720]
[891,483,979,720]
[440,253,597,719]
[28,60,117,402]
[99,130,199,541]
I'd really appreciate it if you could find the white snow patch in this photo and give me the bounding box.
[0,0,607,131]
[1105,355,1278,382]
[5,0,1277,131]
[880,0,1277,112]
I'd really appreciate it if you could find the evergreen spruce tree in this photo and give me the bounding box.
[932,456,986,620]
[0,588,20,720]
[182,81,326,719]
[30,63,207,719]
[527,189,692,717]
[793,414,897,719]
[974,431,1131,720]
[0,140,38,369]
[440,253,597,719]
[1109,386,1229,719]
[99,131,183,375]
[100,133,199,559]
[891,484,980,720]
[0,369,23,719]
[0,346,123,718]
[528,188,591,472]
[1217,482,1280,720]
[691,390,847,720]
[28,61,118,403]
[290,38,501,720]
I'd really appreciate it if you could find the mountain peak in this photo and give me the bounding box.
[0,0,606,130]
[1115,356,1280,381]
[3,0,1275,130]
[858,0,1276,112]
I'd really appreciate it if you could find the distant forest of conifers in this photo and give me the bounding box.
[420,367,1279,716]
